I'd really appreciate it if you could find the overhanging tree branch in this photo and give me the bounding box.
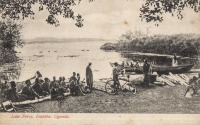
[140,0,200,26]
[0,0,94,27]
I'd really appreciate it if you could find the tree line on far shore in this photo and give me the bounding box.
[100,31,200,57]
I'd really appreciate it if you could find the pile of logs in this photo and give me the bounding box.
[155,72,190,87]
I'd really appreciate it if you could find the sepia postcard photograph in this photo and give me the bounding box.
[0,0,200,125]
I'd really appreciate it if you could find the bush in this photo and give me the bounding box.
[0,20,23,65]
[100,43,118,51]
[101,34,200,57]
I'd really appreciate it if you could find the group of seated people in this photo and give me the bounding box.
[69,72,89,96]
[2,71,89,102]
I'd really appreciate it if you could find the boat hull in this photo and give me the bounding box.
[110,62,194,74]
[125,64,194,74]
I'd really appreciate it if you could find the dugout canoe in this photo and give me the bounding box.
[0,92,71,108]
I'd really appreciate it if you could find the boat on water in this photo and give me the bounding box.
[125,64,194,74]
[110,62,194,74]
[110,52,196,74]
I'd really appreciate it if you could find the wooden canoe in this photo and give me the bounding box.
[11,92,70,106]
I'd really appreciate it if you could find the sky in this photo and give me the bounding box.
[20,0,200,39]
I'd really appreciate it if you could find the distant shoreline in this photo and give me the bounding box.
[24,38,117,44]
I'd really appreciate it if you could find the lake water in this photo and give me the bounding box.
[1,40,199,83]
[9,40,126,82]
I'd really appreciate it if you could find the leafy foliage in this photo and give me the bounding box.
[0,0,94,27]
[140,0,200,25]
[101,31,200,57]
[1,0,199,26]
[0,20,23,63]
[0,20,24,50]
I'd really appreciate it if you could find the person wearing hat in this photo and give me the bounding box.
[143,59,150,86]
[86,62,93,92]
[22,80,40,100]
[113,62,120,92]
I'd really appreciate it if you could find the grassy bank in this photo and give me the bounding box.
[100,34,200,57]
[1,74,200,113]
[25,84,200,113]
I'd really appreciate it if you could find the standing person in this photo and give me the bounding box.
[172,53,178,66]
[86,62,93,92]
[143,59,150,86]
[113,62,120,93]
